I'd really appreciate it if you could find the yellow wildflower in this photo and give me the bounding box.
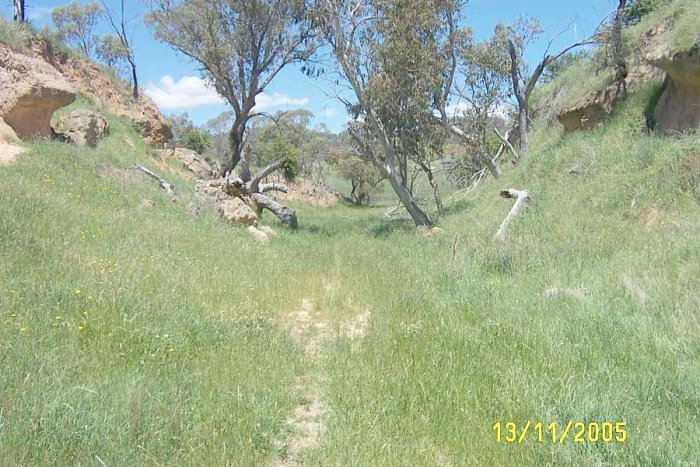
[74,289,82,295]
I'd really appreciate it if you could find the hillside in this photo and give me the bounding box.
[1,1,699,466]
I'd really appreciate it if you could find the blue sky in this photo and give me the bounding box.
[3,0,614,133]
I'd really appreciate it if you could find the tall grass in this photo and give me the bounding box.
[1,46,699,467]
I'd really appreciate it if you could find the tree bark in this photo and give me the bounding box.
[417,159,443,212]
[13,0,25,22]
[134,164,175,195]
[251,193,298,229]
[516,106,529,156]
[494,188,530,241]
[383,165,432,227]
[612,0,628,83]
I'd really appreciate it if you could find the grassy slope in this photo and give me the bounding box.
[533,0,700,116]
[2,22,700,467]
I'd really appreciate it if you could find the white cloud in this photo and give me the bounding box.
[320,107,337,118]
[144,75,310,112]
[144,76,225,110]
[253,93,309,112]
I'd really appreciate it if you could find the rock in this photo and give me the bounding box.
[0,44,76,139]
[258,225,277,236]
[219,197,258,225]
[171,148,213,179]
[28,38,172,145]
[0,117,20,144]
[0,117,25,163]
[557,81,626,131]
[139,199,154,210]
[51,109,109,148]
[277,179,339,207]
[247,225,269,243]
[196,179,258,225]
[0,142,25,165]
[652,45,700,133]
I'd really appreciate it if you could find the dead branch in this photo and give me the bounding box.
[494,128,520,160]
[221,158,298,228]
[258,182,288,194]
[251,193,298,229]
[494,188,530,241]
[250,158,287,193]
[133,164,175,195]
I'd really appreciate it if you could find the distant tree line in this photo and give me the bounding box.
[18,0,668,226]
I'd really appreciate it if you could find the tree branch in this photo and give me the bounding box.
[494,188,530,241]
[250,158,288,193]
[133,164,175,195]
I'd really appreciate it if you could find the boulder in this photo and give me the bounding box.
[652,45,700,133]
[0,117,24,165]
[52,109,110,148]
[172,148,213,179]
[0,117,19,144]
[0,44,75,139]
[218,197,258,225]
[557,81,625,132]
[29,38,172,145]
[195,179,258,225]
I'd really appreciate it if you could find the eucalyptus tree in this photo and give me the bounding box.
[51,1,102,58]
[317,0,463,226]
[502,16,599,155]
[13,0,25,22]
[146,0,317,177]
[101,0,139,99]
[447,29,512,179]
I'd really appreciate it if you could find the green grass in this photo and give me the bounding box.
[533,0,700,119]
[2,64,700,467]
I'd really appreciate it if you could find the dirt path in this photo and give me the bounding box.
[272,295,371,466]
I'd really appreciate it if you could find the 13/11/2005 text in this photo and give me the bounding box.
[493,421,627,444]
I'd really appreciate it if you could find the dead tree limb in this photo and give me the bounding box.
[250,159,287,193]
[494,188,530,241]
[251,193,298,229]
[222,158,298,228]
[259,182,288,194]
[494,128,520,160]
[133,164,175,195]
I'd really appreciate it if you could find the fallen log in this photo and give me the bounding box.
[223,158,298,229]
[251,192,298,229]
[494,188,530,241]
[133,164,175,195]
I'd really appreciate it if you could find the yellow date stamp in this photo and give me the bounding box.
[493,421,627,444]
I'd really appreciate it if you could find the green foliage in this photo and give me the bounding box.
[624,0,670,24]
[326,145,383,205]
[267,135,300,181]
[95,34,130,78]
[541,50,590,83]
[0,69,699,465]
[51,0,102,58]
[0,15,30,51]
[167,113,212,155]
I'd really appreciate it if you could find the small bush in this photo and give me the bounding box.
[0,17,30,52]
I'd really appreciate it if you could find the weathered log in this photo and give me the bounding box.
[133,164,175,195]
[494,188,530,241]
[251,192,298,229]
[250,159,287,193]
[259,182,288,194]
